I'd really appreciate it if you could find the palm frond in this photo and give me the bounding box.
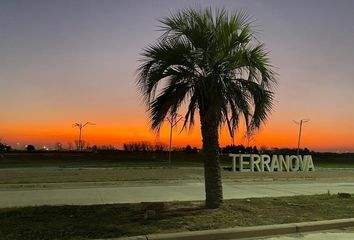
[137,7,277,135]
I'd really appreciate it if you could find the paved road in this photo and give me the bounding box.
[252,228,354,240]
[0,180,353,207]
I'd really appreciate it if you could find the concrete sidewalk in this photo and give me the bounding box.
[0,180,353,207]
[96,218,354,240]
[256,228,354,240]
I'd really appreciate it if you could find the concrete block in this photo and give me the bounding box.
[295,218,354,233]
[95,236,147,240]
[147,224,296,240]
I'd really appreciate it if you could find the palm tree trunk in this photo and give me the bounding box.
[200,113,223,208]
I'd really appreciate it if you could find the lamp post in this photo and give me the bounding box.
[73,122,95,151]
[293,119,310,156]
[166,114,182,167]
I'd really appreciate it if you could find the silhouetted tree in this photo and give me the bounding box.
[99,145,116,151]
[0,139,10,152]
[259,146,269,153]
[185,145,192,153]
[26,145,35,152]
[221,144,247,154]
[245,146,253,153]
[123,142,167,152]
[0,143,5,152]
[185,145,198,153]
[91,145,98,152]
[303,147,310,154]
[137,8,276,208]
[172,146,184,152]
[123,143,130,151]
[154,143,168,152]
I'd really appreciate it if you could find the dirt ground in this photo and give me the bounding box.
[0,167,353,185]
[1,194,353,240]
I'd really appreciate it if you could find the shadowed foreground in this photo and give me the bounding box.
[0,195,353,240]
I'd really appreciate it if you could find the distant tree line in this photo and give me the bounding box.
[123,142,168,152]
[0,140,313,155]
[261,147,312,155]
[220,145,258,154]
[0,142,11,152]
[184,145,198,153]
[122,141,199,153]
[26,145,36,152]
[220,144,312,155]
[88,145,117,152]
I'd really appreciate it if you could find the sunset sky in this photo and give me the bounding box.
[1,0,354,152]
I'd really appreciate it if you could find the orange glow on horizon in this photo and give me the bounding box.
[2,1,354,153]
[2,117,353,152]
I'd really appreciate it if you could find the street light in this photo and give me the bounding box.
[166,114,183,167]
[72,122,95,151]
[293,118,310,156]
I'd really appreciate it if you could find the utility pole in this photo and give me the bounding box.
[166,114,183,167]
[73,122,95,151]
[293,119,310,156]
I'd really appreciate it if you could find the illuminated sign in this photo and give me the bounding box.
[229,154,315,172]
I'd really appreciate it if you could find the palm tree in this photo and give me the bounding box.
[137,8,276,208]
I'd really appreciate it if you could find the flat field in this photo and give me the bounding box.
[0,152,353,185]
[1,166,354,185]
[1,151,354,168]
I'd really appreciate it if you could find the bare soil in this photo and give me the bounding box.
[0,194,353,240]
[0,167,353,185]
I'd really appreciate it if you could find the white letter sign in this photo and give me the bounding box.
[229,154,315,172]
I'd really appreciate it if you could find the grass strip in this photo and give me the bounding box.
[0,194,353,240]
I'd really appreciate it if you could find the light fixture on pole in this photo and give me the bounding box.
[293,118,310,156]
[166,114,183,167]
[72,122,95,151]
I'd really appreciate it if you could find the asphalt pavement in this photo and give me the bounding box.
[0,180,353,207]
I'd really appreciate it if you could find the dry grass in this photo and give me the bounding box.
[0,152,353,185]
[1,167,354,185]
[0,194,353,240]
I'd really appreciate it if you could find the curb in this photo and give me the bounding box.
[101,218,354,240]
